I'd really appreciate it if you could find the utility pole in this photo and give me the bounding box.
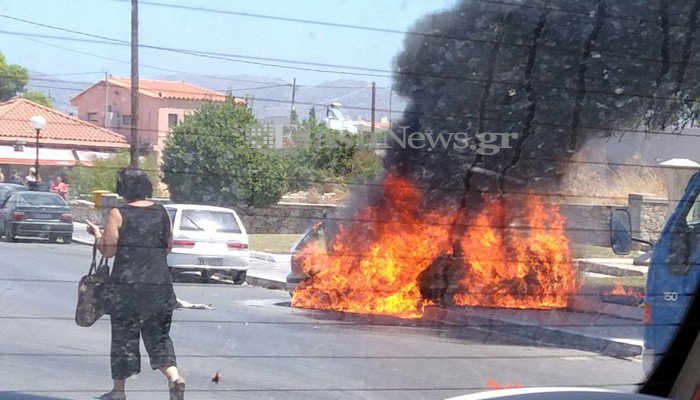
[370,81,376,147]
[104,70,109,128]
[130,0,140,168]
[389,87,393,126]
[290,78,297,124]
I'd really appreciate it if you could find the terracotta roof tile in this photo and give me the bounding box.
[72,77,247,104]
[0,98,129,149]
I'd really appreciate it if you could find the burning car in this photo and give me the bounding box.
[286,221,332,294]
[287,174,578,318]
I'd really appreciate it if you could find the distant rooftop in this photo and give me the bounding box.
[72,77,247,104]
[0,98,129,149]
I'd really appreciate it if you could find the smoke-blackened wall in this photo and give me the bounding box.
[389,0,700,205]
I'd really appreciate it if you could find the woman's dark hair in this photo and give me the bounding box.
[116,168,153,201]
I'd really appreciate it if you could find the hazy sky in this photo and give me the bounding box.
[1,0,457,88]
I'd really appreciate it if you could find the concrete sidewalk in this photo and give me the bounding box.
[574,258,648,277]
[423,306,642,358]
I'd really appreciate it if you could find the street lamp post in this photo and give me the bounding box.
[29,116,47,187]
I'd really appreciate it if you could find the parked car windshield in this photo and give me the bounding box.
[179,210,241,233]
[16,193,65,206]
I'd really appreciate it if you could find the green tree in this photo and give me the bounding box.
[21,91,53,108]
[162,99,288,207]
[66,151,159,198]
[286,119,382,191]
[0,52,29,102]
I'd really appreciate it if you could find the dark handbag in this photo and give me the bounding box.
[75,244,110,327]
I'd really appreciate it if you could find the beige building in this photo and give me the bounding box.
[70,77,247,162]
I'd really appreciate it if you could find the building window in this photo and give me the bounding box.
[87,112,98,122]
[122,115,132,126]
[168,113,179,128]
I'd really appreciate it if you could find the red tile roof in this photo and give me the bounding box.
[0,98,129,149]
[72,77,247,104]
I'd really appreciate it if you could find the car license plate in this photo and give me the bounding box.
[198,258,223,266]
[33,213,51,219]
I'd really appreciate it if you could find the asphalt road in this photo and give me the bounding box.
[0,240,645,400]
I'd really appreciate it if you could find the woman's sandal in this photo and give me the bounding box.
[169,377,186,400]
[98,391,126,400]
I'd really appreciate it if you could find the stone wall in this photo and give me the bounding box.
[237,203,340,234]
[70,197,340,235]
[69,200,103,223]
[557,203,621,247]
[557,194,669,247]
[68,194,669,245]
[628,193,668,244]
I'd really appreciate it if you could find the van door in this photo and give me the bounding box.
[648,172,700,365]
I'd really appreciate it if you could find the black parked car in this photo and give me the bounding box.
[0,191,73,243]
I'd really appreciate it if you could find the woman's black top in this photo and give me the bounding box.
[106,203,177,315]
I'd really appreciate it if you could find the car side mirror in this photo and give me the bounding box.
[610,208,633,255]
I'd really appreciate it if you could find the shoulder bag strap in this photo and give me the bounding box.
[87,243,97,276]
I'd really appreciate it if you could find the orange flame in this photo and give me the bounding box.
[453,197,578,309]
[486,379,523,390]
[292,174,577,317]
[606,281,644,298]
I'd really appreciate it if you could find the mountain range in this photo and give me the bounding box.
[27,71,407,122]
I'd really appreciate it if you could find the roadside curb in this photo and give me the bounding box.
[422,306,642,359]
[575,259,645,277]
[246,274,287,291]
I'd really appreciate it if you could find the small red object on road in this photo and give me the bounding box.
[212,370,221,384]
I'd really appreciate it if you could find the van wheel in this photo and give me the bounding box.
[233,270,247,285]
[62,236,72,244]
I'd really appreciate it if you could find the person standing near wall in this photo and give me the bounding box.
[50,176,68,199]
[26,167,38,190]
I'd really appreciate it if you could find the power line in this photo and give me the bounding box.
[28,71,105,77]
[111,0,700,74]
[1,30,302,88]
[124,0,692,48]
[3,27,700,111]
[5,81,700,140]
[0,28,392,78]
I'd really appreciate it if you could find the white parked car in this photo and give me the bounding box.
[164,204,250,283]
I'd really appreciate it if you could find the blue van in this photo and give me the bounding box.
[611,170,700,372]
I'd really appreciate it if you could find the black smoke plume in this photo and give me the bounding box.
[388,0,700,205]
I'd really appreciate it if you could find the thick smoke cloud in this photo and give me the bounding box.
[388,0,700,205]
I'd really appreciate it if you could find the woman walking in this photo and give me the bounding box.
[86,168,185,400]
